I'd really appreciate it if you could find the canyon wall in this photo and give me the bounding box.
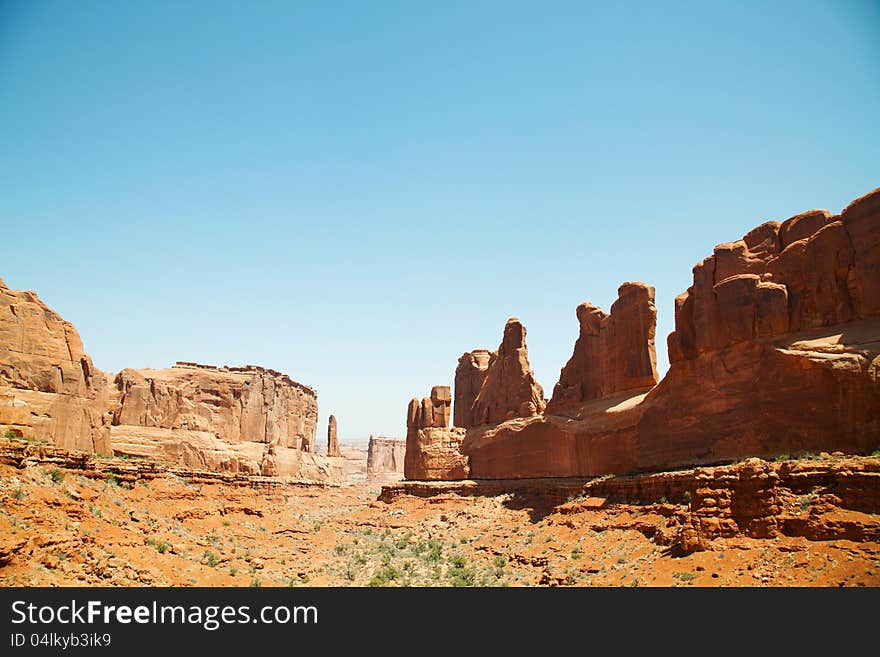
[0,281,343,482]
[109,362,342,480]
[406,185,880,480]
[366,436,406,480]
[0,280,111,454]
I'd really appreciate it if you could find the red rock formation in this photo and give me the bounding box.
[112,363,317,448]
[547,282,658,413]
[327,414,341,457]
[0,280,111,453]
[677,456,880,552]
[453,349,491,428]
[471,318,546,425]
[109,362,341,479]
[460,186,880,479]
[407,385,452,431]
[0,280,344,482]
[366,436,406,480]
[404,385,469,480]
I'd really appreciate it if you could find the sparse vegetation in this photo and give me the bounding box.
[369,563,402,587]
[673,571,697,583]
[797,494,816,513]
[147,538,170,554]
[203,551,218,567]
[774,454,791,463]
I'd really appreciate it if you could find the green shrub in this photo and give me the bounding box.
[447,557,476,587]
[774,454,790,463]
[369,564,401,587]
[49,468,64,483]
[203,551,218,567]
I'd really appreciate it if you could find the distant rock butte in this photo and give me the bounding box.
[406,185,880,480]
[0,282,343,483]
[366,436,406,480]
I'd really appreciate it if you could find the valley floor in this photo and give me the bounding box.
[1,454,879,587]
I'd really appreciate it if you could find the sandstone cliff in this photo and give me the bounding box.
[547,282,658,414]
[0,281,343,482]
[366,436,406,480]
[112,363,317,449]
[109,363,343,479]
[430,186,880,480]
[0,280,111,454]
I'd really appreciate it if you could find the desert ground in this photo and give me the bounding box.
[1,447,878,588]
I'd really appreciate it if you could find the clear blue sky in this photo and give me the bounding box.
[2,1,878,444]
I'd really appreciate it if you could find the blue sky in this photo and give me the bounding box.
[2,1,878,443]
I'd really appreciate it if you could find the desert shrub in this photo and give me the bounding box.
[369,564,401,587]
